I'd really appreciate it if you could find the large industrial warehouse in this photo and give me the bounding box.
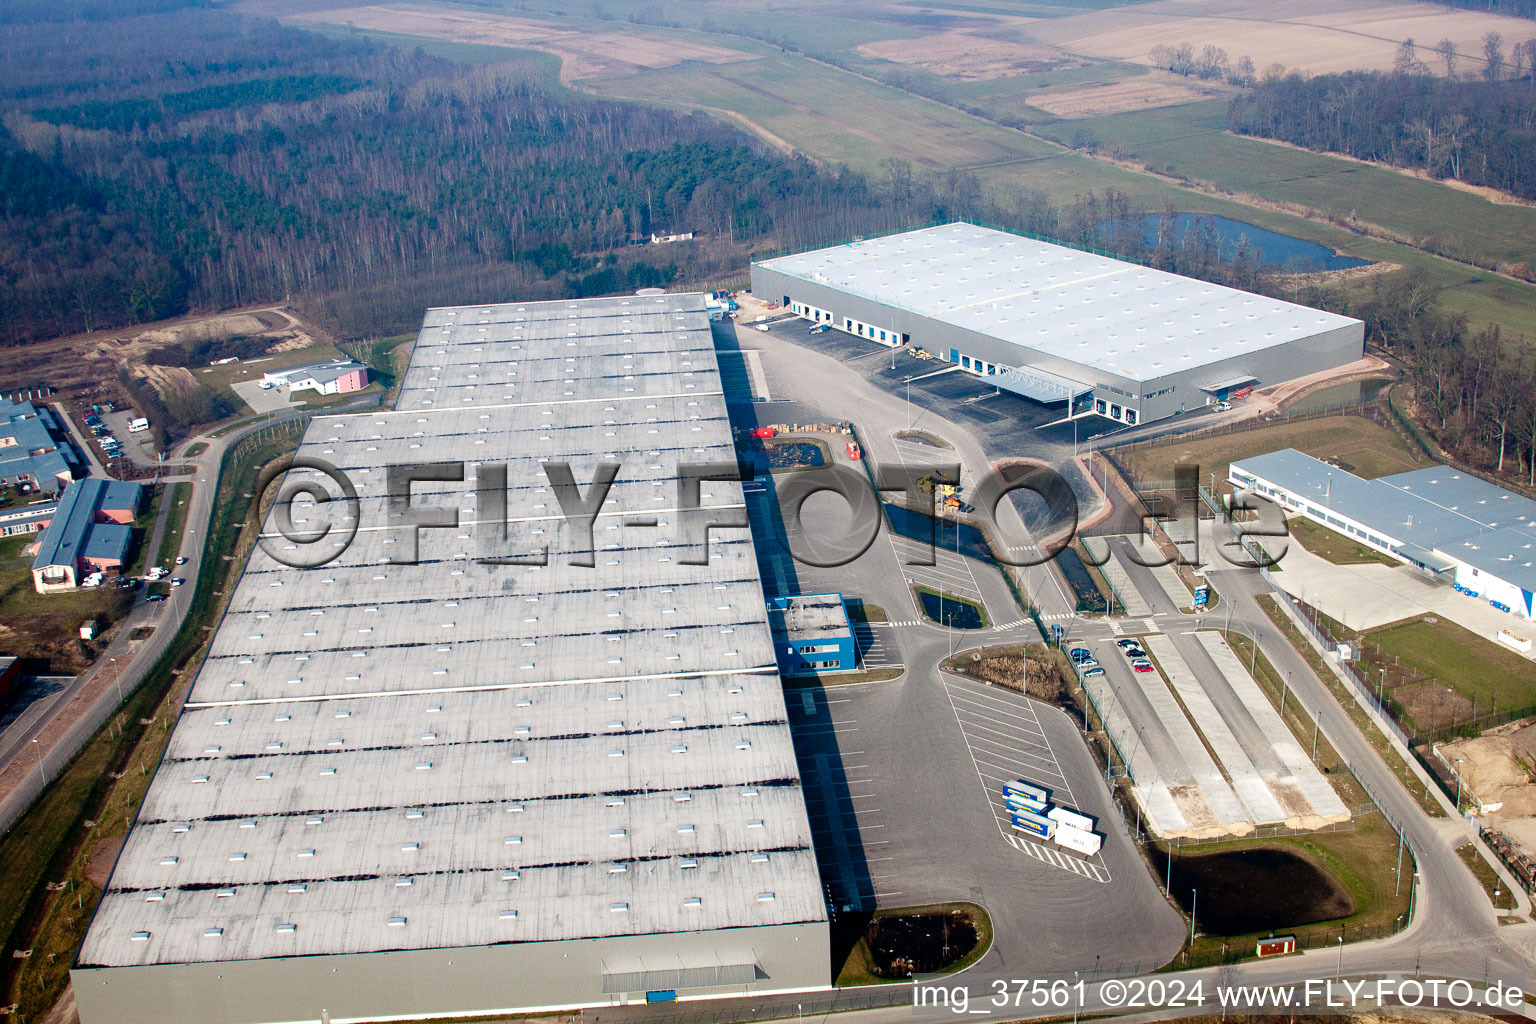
[72,294,828,1024]
[751,222,1364,426]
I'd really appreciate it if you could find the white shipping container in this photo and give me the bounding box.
[1052,822,1102,856]
[1047,806,1095,832]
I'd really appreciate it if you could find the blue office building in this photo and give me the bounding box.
[768,593,857,676]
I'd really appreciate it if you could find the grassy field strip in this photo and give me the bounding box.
[151,482,192,571]
[1030,101,1536,275]
[1256,594,1444,819]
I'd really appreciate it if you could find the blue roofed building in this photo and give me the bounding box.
[0,397,79,495]
[31,478,143,593]
[1230,449,1536,620]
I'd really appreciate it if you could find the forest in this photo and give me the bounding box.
[1228,67,1536,203]
[0,2,993,344]
[2,2,1534,488]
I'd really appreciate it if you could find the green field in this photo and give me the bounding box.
[280,0,1536,343]
[1114,412,1424,491]
[1032,101,1536,278]
[1364,618,1536,715]
[1287,517,1397,567]
[590,56,1056,172]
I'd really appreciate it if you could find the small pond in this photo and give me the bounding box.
[917,588,985,630]
[1098,213,1370,273]
[1149,846,1356,936]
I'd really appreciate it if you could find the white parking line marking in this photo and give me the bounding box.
[941,677,1112,884]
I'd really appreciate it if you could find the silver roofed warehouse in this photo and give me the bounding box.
[751,223,1364,426]
[72,294,828,1024]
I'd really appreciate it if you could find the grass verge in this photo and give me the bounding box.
[782,666,903,688]
[845,600,887,624]
[1456,841,1518,913]
[1363,617,1536,721]
[151,482,191,571]
[179,442,207,459]
[1255,594,1444,818]
[1287,517,1397,566]
[1112,412,1422,492]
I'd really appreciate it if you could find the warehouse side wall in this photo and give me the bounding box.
[1138,321,1365,423]
[73,921,829,1024]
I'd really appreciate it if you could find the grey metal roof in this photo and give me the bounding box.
[0,398,74,488]
[1382,465,1536,532]
[1231,449,1536,593]
[79,293,824,970]
[754,223,1360,383]
[264,360,366,387]
[768,594,851,641]
[32,478,143,570]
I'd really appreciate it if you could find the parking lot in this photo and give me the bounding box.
[788,688,890,911]
[941,677,1111,882]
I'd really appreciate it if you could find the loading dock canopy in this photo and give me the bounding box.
[1200,374,1257,395]
[601,960,760,993]
[993,364,1085,403]
[1397,542,1457,575]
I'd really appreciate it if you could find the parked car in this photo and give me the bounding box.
[1069,648,1092,663]
[1078,658,1099,670]
[1083,666,1106,678]
[756,323,770,332]
[1132,662,1155,674]
[1114,638,1141,650]
[146,594,166,602]
[1122,646,1146,659]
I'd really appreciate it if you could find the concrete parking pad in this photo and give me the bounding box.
[1083,537,1153,616]
[1141,635,1287,825]
[1194,631,1350,827]
[1123,641,1251,833]
[1151,562,1194,612]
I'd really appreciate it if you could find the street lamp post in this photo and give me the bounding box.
[32,737,46,786]
[1336,934,1344,979]
[1189,888,1197,947]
